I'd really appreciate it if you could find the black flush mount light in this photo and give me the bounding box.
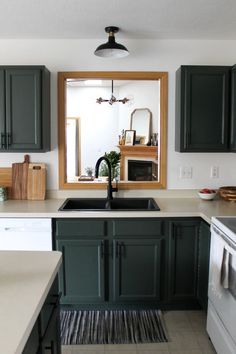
[94,26,129,58]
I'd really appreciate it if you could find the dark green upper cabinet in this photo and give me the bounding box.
[230,65,236,151]
[175,65,231,152]
[0,70,5,147]
[0,66,50,152]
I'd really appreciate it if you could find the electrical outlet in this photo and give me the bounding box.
[211,166,219,178]
[179,166,192,179]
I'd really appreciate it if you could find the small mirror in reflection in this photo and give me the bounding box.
[130,108,152,145]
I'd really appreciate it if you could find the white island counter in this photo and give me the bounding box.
[0,251,62,354]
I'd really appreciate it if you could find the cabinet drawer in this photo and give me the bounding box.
[112,219,164,237]
[55,219,107,238]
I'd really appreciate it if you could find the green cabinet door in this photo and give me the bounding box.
[22,320,40,354]
[5,68,41,150]
[57,239,105,304]
[175,65,230,152]
[230,65,236,151]
[40,306,61,354]
[23,276,60,354]
[112,239,163,302]
[0,66,50,152]
[168,219,199,303]
[0,70,5,150]
[197,221,211,311]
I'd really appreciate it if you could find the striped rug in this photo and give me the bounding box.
[60,309,168,345]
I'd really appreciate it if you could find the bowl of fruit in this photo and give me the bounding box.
[198,188,217,200]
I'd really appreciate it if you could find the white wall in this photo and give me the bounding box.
[118,81,160,134]
[0,39,236,190]
[67,85,119,174]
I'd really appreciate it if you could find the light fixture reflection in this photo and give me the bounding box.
[96,80,129,105]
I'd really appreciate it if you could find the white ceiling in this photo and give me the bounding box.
[1,0,236,39]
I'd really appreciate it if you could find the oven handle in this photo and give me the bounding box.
[221,247,230,288]
[211,225,236,251]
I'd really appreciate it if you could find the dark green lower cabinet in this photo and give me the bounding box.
[197,221,211,311]
[40,306,61,354]
[23,277,61,354]
[57,239,105,304]
[112,239,162,302]
[54,218,211,310]
[168,219,200,307]
[22,320,40,354]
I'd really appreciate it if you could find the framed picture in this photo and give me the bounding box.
[124,130,136,146]
[135,135,146,145]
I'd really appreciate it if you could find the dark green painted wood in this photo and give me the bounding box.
[197,220,211,311]
[41,67,51,152]
[22,319,40,354]
[57,239,105,304]
[112,239,162,302]
[40,304,61,354]
[39,277,59,337]
[0,70,5,150]
[23,276,61,354]
[5,68,41,150]
[0,66,50,152]
[112,219,164,237]
[168,219,199,301]
[230,65,236,151]
[56,219,107,238]
[175,65,231,152]
[54,217,211,310]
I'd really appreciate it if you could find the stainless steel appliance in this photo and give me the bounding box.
[207,217,236,354]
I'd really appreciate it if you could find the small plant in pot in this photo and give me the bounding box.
[99,151,121,180]
[85,167,93,177]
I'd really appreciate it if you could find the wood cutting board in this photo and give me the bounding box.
[11,155,30,200]
[27,163,46,200]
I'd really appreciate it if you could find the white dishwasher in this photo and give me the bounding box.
[0,218,52,251]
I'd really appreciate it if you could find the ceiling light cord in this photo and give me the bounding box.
[96,80,129,105]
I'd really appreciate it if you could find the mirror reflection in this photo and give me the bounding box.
[66,79,160,183]
[130,108,152,145]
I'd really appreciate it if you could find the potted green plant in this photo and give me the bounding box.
[99,150,121,180]
[85,167,93,177]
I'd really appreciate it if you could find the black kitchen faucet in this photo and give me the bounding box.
[95,156,118,200]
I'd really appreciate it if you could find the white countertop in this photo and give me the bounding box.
[0,197,236,223]
[0,251,62,354]
[0,197,235,352]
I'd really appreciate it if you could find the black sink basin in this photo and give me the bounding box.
[59,198,160,211]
